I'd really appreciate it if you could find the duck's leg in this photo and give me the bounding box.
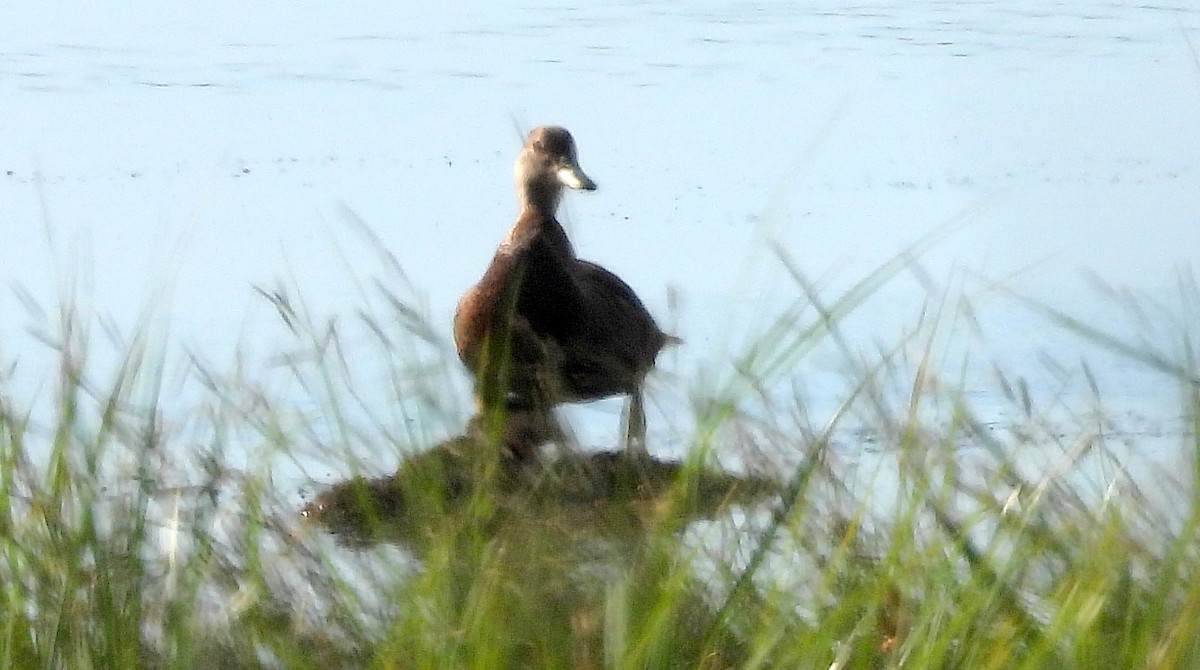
[468,363,510,451]
[525,336,585,453]
[621,388,648,457]
[467,391,568,460]
[468,319,542,457]
[473,336,580,458]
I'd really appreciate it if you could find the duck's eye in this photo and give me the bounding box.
[533,139,547,153]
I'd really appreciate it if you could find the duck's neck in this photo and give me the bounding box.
[509,181,574,258]
[517,179,562,219]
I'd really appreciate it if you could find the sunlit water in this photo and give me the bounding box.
[2,2,1199,511]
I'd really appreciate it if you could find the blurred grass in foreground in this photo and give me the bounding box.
[2,242,1199,669]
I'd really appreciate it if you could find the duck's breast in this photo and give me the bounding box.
[512,235,585,337]
[453,249,517,368]
[454,231,581,369]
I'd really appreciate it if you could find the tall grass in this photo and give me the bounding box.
[1,238,1199,669]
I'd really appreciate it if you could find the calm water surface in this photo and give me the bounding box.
[2,2,1198,499]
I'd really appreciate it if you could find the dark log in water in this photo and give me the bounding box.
[300,434,780,549]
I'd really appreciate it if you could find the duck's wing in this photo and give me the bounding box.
[547,260,671,398]
[573,260,666,348]
[574,260,646,309]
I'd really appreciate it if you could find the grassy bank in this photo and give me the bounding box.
[1,258,1198,669]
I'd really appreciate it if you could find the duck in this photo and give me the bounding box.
[454,125,677,458]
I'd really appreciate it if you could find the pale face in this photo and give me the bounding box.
[515,126,597,198]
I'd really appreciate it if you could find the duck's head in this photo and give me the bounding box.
[514,126,596,213]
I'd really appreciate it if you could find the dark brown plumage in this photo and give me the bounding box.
[454,126,675,456]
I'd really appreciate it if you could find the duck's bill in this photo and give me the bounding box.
[556,163,597,191]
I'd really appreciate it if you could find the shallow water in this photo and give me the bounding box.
[2,2,1198,494]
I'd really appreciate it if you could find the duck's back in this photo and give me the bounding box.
[556,259,670,399]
